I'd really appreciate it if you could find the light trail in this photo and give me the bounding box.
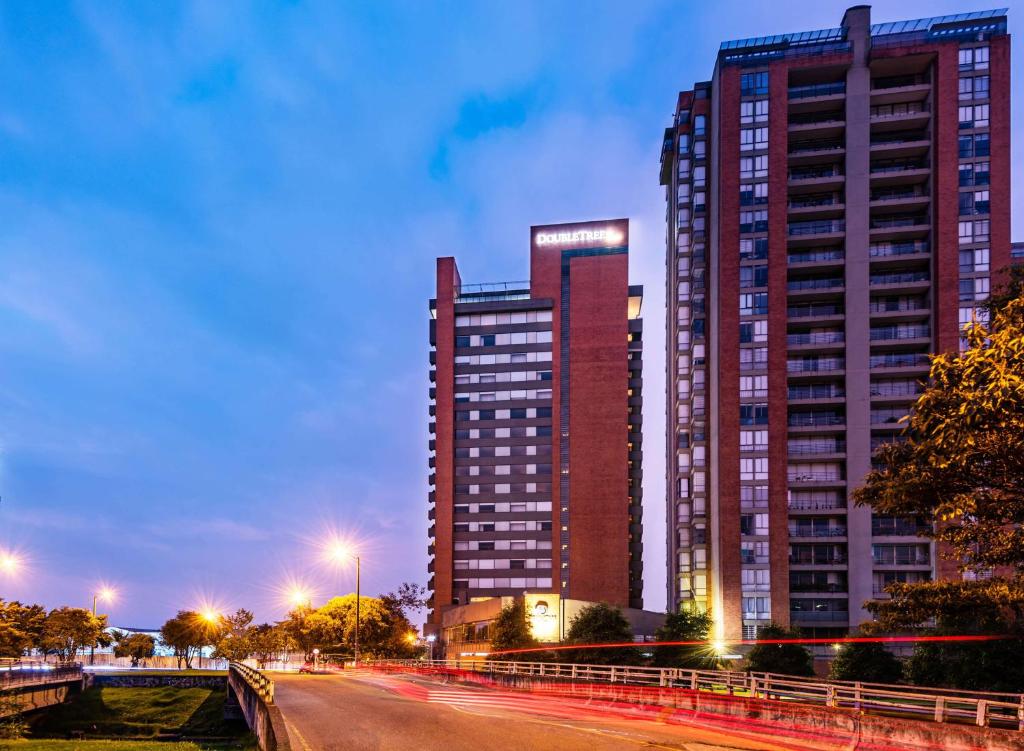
[487,633,1012,656]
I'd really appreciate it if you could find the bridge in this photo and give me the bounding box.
[227,659,1024,751]
[0,660,84,716]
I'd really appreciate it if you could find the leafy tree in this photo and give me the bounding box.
[983,262,1024,322]
[279,595,418,659]
[864,579,1024,692]
[652,609,719,669]
[279,605,318,660]
[0,600,46,657]
[562,603,638,665]
[40,607,107,663]
[488,600,538,662]
[160,611,210,669]
[113,632,156,667]
[855,298,1024,573]
[214,609,255,661]
[0,693,26,740]
[248,623,285,667]
[381,583,427,618]
[829,642,903,684]
[745,624,814,677]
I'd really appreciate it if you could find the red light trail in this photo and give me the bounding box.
[487,633,1011,656]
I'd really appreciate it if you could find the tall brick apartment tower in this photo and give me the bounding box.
[427,219,644,632]
[661,7,1011,641]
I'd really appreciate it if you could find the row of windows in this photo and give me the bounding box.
[455,482,553,494]
[455,311,552,326]
[740,320,768,343]
[958,46,989,71]
[456,331,552,347]
[454,539,551,551]
[455,464,552,477]
[741,99,769,124]
[740,292,769,316]
[455,371,551,385]
[960,248,990,272]
[960,277,990,301]
[740,182,768,205]
[958,133,990,158]
[455,389,551,403]
[959,161,990,186]
[455,402,553,422]
[456,444,552,458]
[455,520,552,533]
[958,103,990,129]
[740,155,769,179]
[455,426,547,440]
[959,190,990,216]
[454,559,552,570]
[958,74,990,101]
[740,127,769,151]
[453,577,553,589]
[454,501,552,514]
[958,220,991,245]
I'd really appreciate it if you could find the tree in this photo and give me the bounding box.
[0,600,46,657]
[651,609,718,669]
[855,298,1024,573]
[39,607,107,663]
[279,594,419,660]
[160,611,210,669]
[829,642,903,684]
[0,692,26,740]
[248,623,285,667]
[113,632,156,668]
[488,600,538,662]
[214,609,255,662]
[280,605,319,660]
[562,603,638,666]
[863,579,1024,692]
[745,624,814,677]
[381,583,427,618]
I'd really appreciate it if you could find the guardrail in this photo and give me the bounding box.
[229,661,275,703]
[0,660,83,691]
[372,658,1024,731]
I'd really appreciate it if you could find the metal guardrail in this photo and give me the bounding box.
[0,660,83,691]
[230,661,275,703]
[373,658,1024,730]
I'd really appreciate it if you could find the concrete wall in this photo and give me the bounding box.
[226,668,291,751]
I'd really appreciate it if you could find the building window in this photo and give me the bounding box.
[739,403,769,426]
[740,99,769,124]
[739,375,768,398]
[959,46,989,71]
[740,71,769,96]
[740,265,768,289]
[959,103,990,129]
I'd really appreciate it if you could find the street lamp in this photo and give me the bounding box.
[325,540,361,666]
[91,586,116,666]
[0,550,20,576]
[197,608,223,669]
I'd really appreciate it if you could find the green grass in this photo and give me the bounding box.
[0,742,203,750]
[93,671,226,677]
[28,687,249,743]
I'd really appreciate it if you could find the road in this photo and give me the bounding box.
[272,670,843,751]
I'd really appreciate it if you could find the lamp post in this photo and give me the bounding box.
[326,541,361,666]
[90,587,116,666]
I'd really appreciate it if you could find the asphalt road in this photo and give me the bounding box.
[272,670,833,751]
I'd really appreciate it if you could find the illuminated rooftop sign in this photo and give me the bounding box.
[533,224,626,249]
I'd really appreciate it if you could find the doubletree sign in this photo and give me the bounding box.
[525,593,560,643]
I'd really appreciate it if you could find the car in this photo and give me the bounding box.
[298,662,328,675]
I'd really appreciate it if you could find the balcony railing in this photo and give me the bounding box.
[788,471,844,482]
[789,526,848,538]
[870,102,929,119]
[788,249,844,264]
[870,381,924,398]
[870,325,930,341]
[790,166,843,181]
[872,521,930,536]
[870,271,930,285]
[871,188,928,202]
[870,353,930,369]
[788,303,843,318]
[787,358,845,373]
[869,241,929,257]
[787,277,844,291]
[789,81,846,99]
[789,555,847,565]
[872,74,930,90]
[788,112,844,126]
[789,220,845,236]
[870,133,929,146]
[788,384,845,400]
[870,160,929,174]
[789,582,847,593]
[790,609,849,622]
[788,194,841,209]
[869,297,927,313]
[873,555,930,566]
[786,331,844,346]
[789,141,844,154]
[788,497,845,510]
[788,440,846,455]
[870,215,929,230]
[788,413,844,427]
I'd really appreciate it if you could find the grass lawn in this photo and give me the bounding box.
[27,686,249,743]
[0,741,204,750]
[90,671,226,677]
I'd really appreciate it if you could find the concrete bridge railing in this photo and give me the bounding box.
[227,661,291,751]
[0,660,84,716]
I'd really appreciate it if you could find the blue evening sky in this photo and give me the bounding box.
[1,1,1021,627]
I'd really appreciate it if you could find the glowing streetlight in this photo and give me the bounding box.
[287,587,312,610]
[323,538,361,665]
[0,551,20,576]
[90,586,117,666]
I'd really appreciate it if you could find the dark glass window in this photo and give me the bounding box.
[479,542,495,551]
[741,71,769,96]
[455,336,471,347]
[536,407,552,418]
[537,426,552,437]
[510,408,527,419]
[479,409,495,420]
